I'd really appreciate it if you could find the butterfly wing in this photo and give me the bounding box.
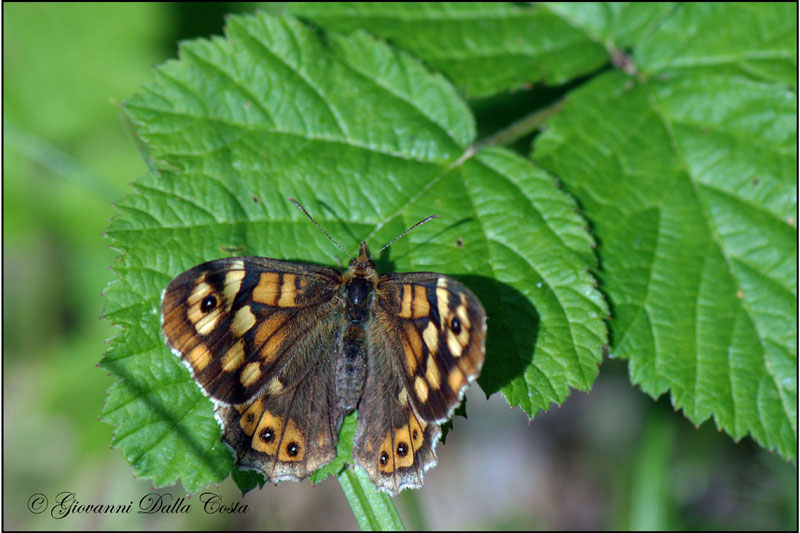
[162,256,346,481]
[353,273,487,495]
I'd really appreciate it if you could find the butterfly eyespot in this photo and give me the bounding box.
[286,442,300,457]
[380,452,389,466]
[451,316,461,335]
[396,442,408,457]
[246,413,255,423]
[412,429,419,440]
[201,295,218,312]
[259,427,275,443]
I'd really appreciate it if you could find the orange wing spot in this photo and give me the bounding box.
[171,329,197,353]
[422,321,439,356]
[455,319,470,345]
[448,366,467,393]
[399,284,413,318]
[259,326,286,364]
[222,266,245,310]
[231,305,256,336]
[378,434,394,473]
[402,338,418,375]
[412,285,430,318]
[393,424,414,468]
[398,388,409,406]
[278,418,306,462]
[446,329,464,358]
[239,398,264,436]
[402,323,423,374]
[251,409,283,455]
[267,378,284,394]
[240,362,261,387]
[187,279,213,307]
[221,339,245,372]
[414,376,429,402]
[253,272,280,306]
[186,343,212,372]
[254,314,287,346]
[425,353,441,389]
[278,274,298,307]
[436,287,452,327]
[408,415,424,450]
[460,353,480,376]
[456,294,471,328]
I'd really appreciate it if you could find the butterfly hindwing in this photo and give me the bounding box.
[352,360,441,494]
[215,354,343,482]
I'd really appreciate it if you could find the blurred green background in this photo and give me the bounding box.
[3,3,796,530]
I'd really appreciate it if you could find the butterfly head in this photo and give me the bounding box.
[346,241,378,279]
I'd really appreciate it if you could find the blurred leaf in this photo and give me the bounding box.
[287,2,610,98]
[635,2,797,86]
[534,2,797,460]
[3,2,168,141]
[101,11,606,491]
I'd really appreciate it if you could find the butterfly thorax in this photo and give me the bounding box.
[342,242,379,322]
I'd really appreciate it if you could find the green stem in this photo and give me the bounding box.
[473,97,567,152]
[3,120,121,200]
[338,467,406,531]
[628,406,675,530]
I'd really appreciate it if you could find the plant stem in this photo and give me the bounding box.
[473,97,567,152]
[338,466,406,531]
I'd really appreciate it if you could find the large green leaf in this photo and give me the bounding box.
[100,11,606,492]
[288,2,612,98]
[534,2,797,460]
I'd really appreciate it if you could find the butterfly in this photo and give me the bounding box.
[161,199,487,495]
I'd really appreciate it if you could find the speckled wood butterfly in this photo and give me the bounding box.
[161,199,487,495]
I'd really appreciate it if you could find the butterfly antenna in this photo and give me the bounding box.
[374,215,440,256]
[288,198,354,260]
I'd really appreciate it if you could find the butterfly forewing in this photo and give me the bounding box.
[375,273,487,423]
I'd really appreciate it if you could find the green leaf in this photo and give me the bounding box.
[287,2,610,98]
[541,2,678,50]
[101,11,606,494]
[533,3,797,460]
[230,467,265,495]
[635,2,797,87]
